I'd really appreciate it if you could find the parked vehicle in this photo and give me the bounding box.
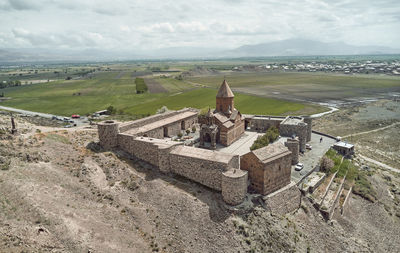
[295,163,304,171]
[64,125,72,128]
[306,144,312,150]
[71,114,80,118]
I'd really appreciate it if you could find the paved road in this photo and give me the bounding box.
[358,154,399,174]
[291,133,336,183]
[0,105,89,127]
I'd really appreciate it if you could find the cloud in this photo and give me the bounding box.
[0,0,39,10]
[0,0,399,51]
[11,28,110,48]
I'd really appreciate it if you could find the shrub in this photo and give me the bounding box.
[177,132,183,138]
[107,105,116,115]
[192,126,196,133]
[1,160,10,170]
[185,129,190,135]
[250,126,279,151]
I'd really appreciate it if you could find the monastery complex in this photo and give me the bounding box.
[98,80,313,206]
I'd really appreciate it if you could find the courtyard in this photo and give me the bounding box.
[291,132,336,183]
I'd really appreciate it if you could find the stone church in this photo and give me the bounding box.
[200,80,245,148]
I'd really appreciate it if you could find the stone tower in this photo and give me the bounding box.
[216,80,234,114]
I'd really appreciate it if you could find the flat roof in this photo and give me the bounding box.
[281,116,305,125]
[334,141,354,149]
[253,116,285,121]
[124,111,197,135]
[170,146,235,164]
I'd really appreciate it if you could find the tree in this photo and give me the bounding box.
[250,126,279,151]
[320,156,334,172]
[106,105,116,115]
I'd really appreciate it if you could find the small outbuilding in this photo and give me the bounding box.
[332,142,354,157]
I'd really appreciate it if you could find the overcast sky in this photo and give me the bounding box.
[1,0,400,51]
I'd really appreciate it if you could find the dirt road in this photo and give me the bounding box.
[359,154,399,173]
[342,122,400,138]
[0,105,88,126]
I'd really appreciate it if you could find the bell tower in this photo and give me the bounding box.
[216,79,234,114]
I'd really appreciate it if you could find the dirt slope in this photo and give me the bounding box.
[0,113,399,252]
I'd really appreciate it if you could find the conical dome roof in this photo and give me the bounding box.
[216,79,234,98]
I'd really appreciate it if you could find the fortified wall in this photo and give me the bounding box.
[97,109,248,205]
[279,116,308,152]
[244,115,312,152]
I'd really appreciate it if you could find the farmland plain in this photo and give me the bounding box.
[1,62,399,117]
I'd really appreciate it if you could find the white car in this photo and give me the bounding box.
[295,163,304,171]
[306,144,312,150]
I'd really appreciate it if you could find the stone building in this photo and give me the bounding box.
[240,142,292,195]
[200,80,245,147]
[332,142,354,157]
[279,116,308,152]
[244,115,312,152]
[98,108,248,205]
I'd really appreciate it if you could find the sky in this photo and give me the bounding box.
[0,0,400,51]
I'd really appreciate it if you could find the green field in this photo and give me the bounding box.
[0,71,326,116]
[123,88,314,115]
[187,72,400,88]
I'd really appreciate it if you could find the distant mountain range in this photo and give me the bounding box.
[224,39,400,57]
[1,39,399,63]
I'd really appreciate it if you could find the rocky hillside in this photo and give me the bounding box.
[0,112,399,252]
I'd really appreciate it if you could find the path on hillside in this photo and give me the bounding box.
[0,105,88,126]
[342,122,400,138]
[359,154,399,174]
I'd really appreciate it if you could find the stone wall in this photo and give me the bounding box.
[131,138,161,166]
[164,121,181,137]
[302,116,312,142]
[143,127,164,139]
[216,97,234,113]
[279,121,307,152]
[222,169,248,205]
[262,153,292,195]
[169,146,237,191]
[220,119,245,146]
[240,152,264,193]
[285,138,299,165]
[182,116,198,131]
[240,149,292,195]
[98,120,119,149]
[117,133,134,152]
[248,116,284,132]
[263,182,301,215]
